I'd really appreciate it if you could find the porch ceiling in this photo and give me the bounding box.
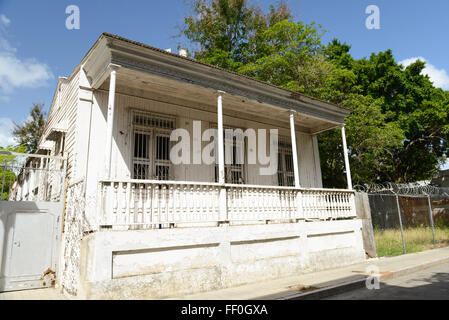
[99,67,341,134]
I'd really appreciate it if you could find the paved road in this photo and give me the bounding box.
[327,262,449,300]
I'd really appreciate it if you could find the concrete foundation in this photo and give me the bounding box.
[77,219,365,299]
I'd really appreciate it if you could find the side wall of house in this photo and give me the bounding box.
[42,72,80,184]
[87,88,323,189]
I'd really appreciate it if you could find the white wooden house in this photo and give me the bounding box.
[37,33,365,299]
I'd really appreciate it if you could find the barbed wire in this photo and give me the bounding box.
[354,182,449,196]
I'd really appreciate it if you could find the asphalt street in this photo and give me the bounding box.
[326,262,449,300]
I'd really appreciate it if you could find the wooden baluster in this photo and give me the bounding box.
[180,185,187,222]
[130,184,136,228]
[228,188,234,221]
[137,184,144,225]
[153,185,159,226]
[168,185,174,223]
[202,186,208,221]
[193,185,199,222]
[161,185,167,225]
[145,184,151,227]
[189,186,194,222]
[173,185,180,223]
[112,182,118,225]
[214,187,219,221]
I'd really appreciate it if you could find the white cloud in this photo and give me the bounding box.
[0,117,16,147]
[0,53,54,92]
[399,56,449,90]
[0,14,53,95]
[0,14,10,26]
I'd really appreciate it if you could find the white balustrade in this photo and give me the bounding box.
[302,189,356,220]
[99,180,356,228]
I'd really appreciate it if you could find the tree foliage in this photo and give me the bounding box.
[180,0,449,186]
[12,103,46,154]
[0,145,26,200]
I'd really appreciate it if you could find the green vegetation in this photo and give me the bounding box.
[0,145,26,200]
[374,227,449,257]
[180,0,449,188]
[12,103,46,154]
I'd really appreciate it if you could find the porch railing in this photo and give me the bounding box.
[98,179,356,229]
[0,152,66,202]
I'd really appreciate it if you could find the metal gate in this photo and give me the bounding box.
[0,151,66,292]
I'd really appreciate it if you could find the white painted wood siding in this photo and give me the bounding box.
[89,88,323,188]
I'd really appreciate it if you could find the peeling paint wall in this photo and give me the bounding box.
[76,219,365,299]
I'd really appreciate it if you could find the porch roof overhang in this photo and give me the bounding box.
[82,33,351,134]
[36,140,55,154]
[46,122,67,141]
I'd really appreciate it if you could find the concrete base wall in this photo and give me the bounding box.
[77,220,365,299]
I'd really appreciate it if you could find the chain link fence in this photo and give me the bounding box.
[356,183,449,257]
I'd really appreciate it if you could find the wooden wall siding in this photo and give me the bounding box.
[296,133,323,188]
[42,71,80,184]
[90,88,323,188]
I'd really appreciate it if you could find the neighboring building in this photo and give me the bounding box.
[35,33,365,299]
[431,169,449,188]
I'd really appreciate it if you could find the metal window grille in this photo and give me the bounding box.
[277,137,295,187]
[132,111,175,180]
[212,125,246,184]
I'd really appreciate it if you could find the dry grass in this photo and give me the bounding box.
[374,227,449,257]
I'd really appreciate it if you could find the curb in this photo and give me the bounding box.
[279,256,449,300]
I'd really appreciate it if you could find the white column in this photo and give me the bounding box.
[341,125,353,190]
[289,111,300,188]
[217,91,227,222]
[217,91,226,184]
[105,65,119,178]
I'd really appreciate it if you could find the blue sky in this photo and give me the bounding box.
[0,0,448,156]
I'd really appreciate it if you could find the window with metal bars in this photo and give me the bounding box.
[277,137,295,187]
[131,111,175,180]
[212,125,246,184]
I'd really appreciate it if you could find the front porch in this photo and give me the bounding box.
[79,41,356,230]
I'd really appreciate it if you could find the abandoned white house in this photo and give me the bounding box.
[1,33,366,298]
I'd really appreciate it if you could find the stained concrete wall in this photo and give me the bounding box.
[355,192,377,259]
[77,219,365,299]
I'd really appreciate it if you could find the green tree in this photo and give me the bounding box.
[0,145,26,200]
[327,42,449,182]
[12,103,46,153]
[180,1,449,186]
[180,0,291,70]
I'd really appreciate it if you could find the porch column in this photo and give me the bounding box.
[217,91,226,184]
[341,125,353,190]
[289,111,300,188]
[217,91,227,222]
[104,64,119,178]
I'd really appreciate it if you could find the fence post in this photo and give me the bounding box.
[395,195,407,254]
[427,195,437,249]
[1,160,6,201]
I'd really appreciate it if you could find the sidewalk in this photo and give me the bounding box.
[1,247,449,300]
[167,246,449,300]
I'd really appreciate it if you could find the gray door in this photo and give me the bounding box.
[0,151,66,292]
[0,201,62,291]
